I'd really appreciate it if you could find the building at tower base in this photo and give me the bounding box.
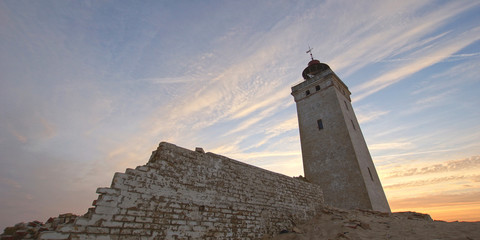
[291,59,390,213]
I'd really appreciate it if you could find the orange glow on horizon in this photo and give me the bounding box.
[390,201,480,222]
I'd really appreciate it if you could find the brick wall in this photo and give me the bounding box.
[40,142,323,240]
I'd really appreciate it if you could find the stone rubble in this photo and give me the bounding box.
[1,214,78,240]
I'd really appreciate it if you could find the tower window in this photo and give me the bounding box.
[344,101,349,111]
[368,168,374,182]
[317,119,323,130]
[306,90,310,96]
[351,120,356,130]
[315,85,320,91]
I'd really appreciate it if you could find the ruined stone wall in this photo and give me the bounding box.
[40,142,323,240]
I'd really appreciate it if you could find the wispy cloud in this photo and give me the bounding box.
[386,156,480,178]
[375,148,467,160]
[333,0,477,100]
[228,151,300,161]
[230,90,290,120]
[0,177,22,189]
[400,89,457,115]
[389,191,480,209]
[369,142,412,151]
[376,52,480,63]
[414,90,455,105]
[384,175,479,189]
[355,107,390,124]
[7,126,27,143]
[223,100,291,136]
[353,27,480,101]
[4,114,57,144]
[328,1,480,74]
[139,76,209,84]
[264,114,298,135]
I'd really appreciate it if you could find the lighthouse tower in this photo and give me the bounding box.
[291,50,390,212]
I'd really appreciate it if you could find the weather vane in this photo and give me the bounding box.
[306,45,314,61]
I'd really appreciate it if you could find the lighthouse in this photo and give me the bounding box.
[291,49,390,212]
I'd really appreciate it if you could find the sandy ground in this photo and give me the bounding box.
[268,207,480,240]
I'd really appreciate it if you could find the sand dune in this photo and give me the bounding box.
[269,207,480,240]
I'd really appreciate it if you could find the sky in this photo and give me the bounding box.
[1,0,480,230]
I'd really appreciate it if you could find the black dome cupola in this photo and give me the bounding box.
[302,46,330,80]
[302,60,331,80]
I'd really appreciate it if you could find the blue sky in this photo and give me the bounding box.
[1,0,480,229]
